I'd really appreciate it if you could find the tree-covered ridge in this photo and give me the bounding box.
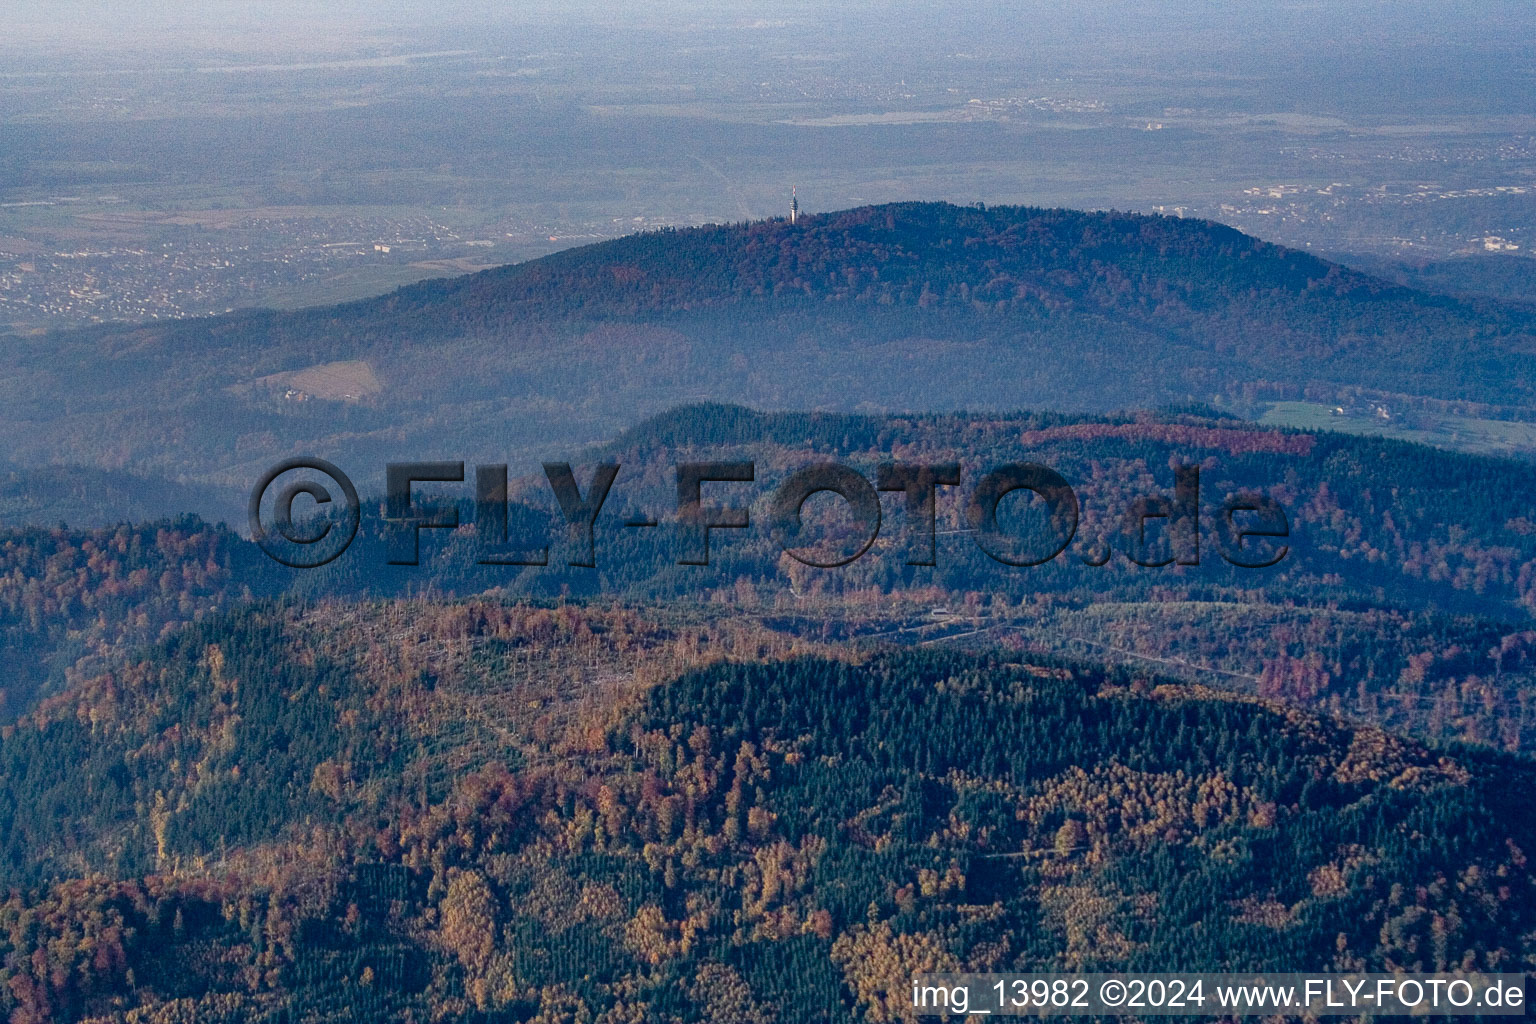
[555,403,1536,625]
[0,400,1534,760]
[0,599,832,885]
[351,202,1478,326]
[994,601,1536,753]
[0,618,1531,1023]
[0,465,231,531]
[185,202,1536,405]
[9,203,1536,489]
[0,519,267,723]
[6,401,1536,748]
[267,401,1536,625]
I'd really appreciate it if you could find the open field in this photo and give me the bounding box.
[1259,400,1536,458]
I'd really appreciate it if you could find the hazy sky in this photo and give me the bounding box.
[7,1,1534,56]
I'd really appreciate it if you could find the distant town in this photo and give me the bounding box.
[3,36,1534,332]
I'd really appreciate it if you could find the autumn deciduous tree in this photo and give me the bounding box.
[438,870,499,974]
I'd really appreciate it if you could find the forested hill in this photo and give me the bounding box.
[1,620,1533,1022]
[392,202,1518,339]
[8,402,1536,743]
[314,202,1436,322]
[8,203,1536,488]
[117,202,1536,403]
[204,201,1510,340]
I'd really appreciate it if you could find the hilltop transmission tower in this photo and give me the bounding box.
[790,186,799,224]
